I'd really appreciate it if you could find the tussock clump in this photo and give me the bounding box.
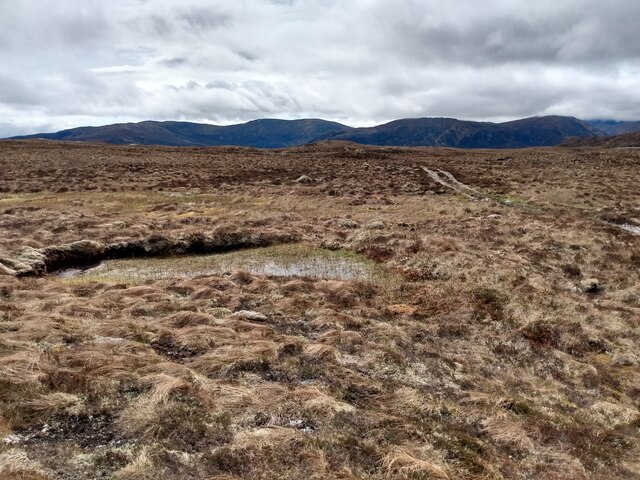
[362,244,395,262]
[295,386,355,416]
[188,341,279,378]
[0,449,52,480]
[24,392,83,417]
[138,373,193,404]
[316,329,364,350]
[227,319,274,337]
[0,348,48,387]
[302,343,341,363]
[391,387,443,418]
[280,279,314,293]
[231,269,254,285]
[384,303,417,316]
[163,311,213,328]
[112,448,154,480]
[435,314,472,338]
[561,263,582,278]
[204,427,321,479]
[118,396,232,449]
[481,416,536,451]
[520,319,561,348]
[190,286,220,299]
[0,284,13,299]
[382,448,450,479]
[316,280,358,307]
[350,279,378,299]
[472,287,509,323]
[175,324,238,349]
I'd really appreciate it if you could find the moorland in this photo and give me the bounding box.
[0,139,639,479]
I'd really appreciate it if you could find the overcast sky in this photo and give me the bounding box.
[1,0,639,136]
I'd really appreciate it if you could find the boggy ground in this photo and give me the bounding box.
[0,140,639,479]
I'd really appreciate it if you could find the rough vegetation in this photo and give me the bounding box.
[0,140,639,479]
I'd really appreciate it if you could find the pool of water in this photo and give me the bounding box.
[619,224,640,235]
[58,244,381,283]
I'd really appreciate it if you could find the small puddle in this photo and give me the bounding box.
[58,244,381,283]
[619,224,640,235]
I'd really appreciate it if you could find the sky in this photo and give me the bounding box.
[1,0,640,136]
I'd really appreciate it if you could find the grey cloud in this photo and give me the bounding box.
[159,57,189,68]
[152,80,301,120]
[1,0,640,137]
[0,76,46,107]
[178,8,231,30]
[371,0,640,66]
[0,2,111,50]
[233,50,259,62]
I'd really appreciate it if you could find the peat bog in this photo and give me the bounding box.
[0,140,639,479]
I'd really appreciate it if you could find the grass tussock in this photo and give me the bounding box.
[0,449,52,480]
[382,448,450,479]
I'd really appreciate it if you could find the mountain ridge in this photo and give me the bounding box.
[319,115,604,148]
[585,119,640,136]
[561,131,640,148]
[9,119,349,149]
[8,115,639,149]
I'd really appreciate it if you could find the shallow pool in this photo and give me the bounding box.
[58,244,381,283]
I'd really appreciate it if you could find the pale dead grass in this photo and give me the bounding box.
[0,348,47,386]
[188,341,280,377]
[112,448,154,480]
[382,448,450,480]
[0,449,52,480]
[481,416,536,451]
[302,343,341,362]
[24,392,83,417]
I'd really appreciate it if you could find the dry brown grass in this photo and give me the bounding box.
[0,141,638,479]
[0,449,52,480]
[382,448,450,479]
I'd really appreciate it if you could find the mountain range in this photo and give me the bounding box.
[583,120,640,136]
[561,131,640,148]
[7,116,640,149]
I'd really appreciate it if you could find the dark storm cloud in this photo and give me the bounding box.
[1,0,639,136]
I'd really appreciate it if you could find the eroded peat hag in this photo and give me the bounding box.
[0,140,639,480]
[0,230,298,277]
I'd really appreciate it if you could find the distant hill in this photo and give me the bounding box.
[585,120,640,136]
[7,115,609,148]
[320,116,603,148]
[10,119,351,148]
[561,131,640,148]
